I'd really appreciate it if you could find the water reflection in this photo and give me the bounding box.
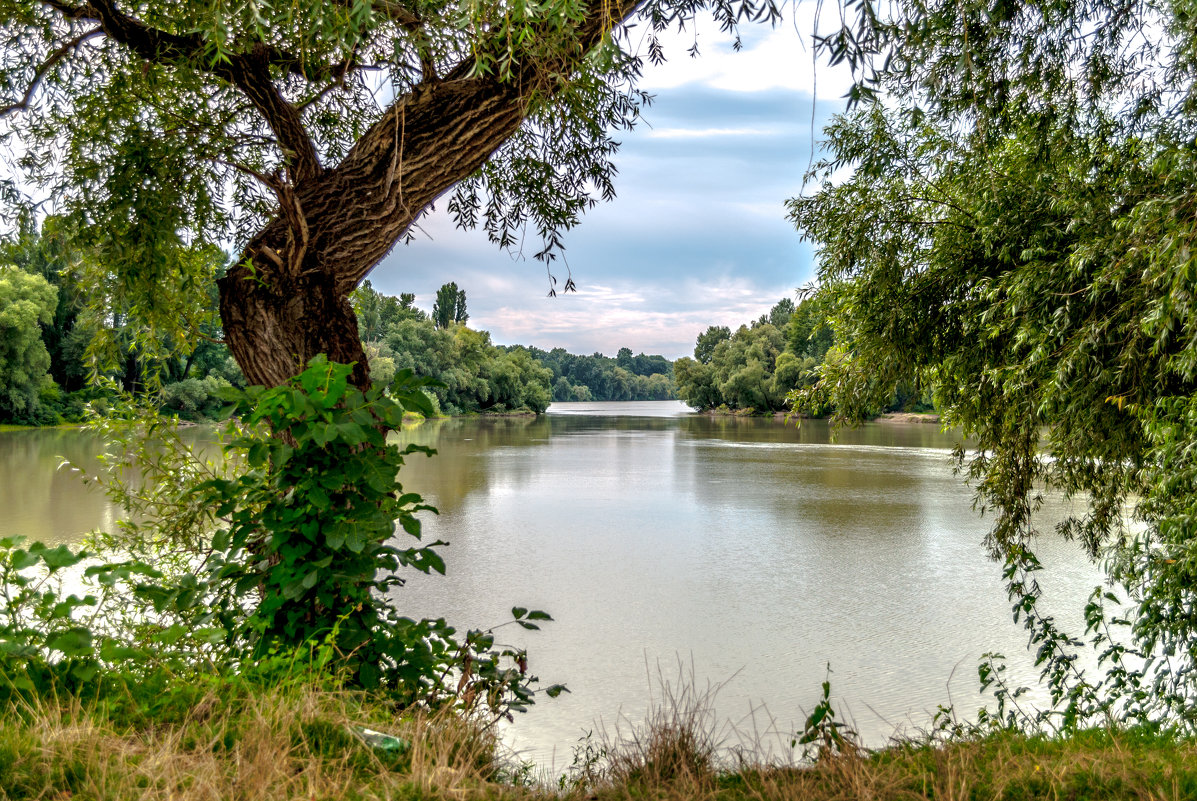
[391,404,1107,767]
[1,406,1109,769]
[0,428,117,544]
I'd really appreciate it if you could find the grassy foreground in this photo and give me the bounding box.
[3,678,1197,801]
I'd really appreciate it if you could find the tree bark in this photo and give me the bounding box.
[215,4,643,391]
[218,76,529,390]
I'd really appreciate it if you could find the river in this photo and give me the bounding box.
[0,402,1107,770]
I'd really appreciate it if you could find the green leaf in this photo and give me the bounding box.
[8,549,37,571]
[38,544,85,570]
[45,628,94,658]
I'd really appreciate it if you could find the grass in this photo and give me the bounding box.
[3,673,1197,801]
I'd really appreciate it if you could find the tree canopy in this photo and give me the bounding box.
[1,0,786,392]
[792,0,1197,721]
[0,264,56,422]
[673,296,874,414]
[432,282,468,330]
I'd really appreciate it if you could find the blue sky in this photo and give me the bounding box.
[368,15,853,360]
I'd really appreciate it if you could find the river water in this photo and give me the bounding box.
[0,402,1108,769]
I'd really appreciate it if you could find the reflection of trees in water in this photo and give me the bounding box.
[392,416,553,513]
[0,429,116,544]
[1,426,219,546]
[676,414,965,451]
[393,414,710,514]
[670,416,964,541]
[391,413,968,551]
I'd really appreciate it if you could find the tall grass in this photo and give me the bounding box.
[4,672,1197,800]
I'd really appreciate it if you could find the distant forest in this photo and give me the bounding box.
[523,346,675,402]
[0,223,677,424]
[352,281,677,414]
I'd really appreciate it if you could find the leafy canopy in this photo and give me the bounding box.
[794,0,1197,725]
[1,0,789,341]
[0,264,56,422]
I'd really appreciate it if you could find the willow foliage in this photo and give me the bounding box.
[794,0,1197,725]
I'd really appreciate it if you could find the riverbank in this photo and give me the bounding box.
[3,677,1193,800]
[0,422,84,433]
[702,409,942,425]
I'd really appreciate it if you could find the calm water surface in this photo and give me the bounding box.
[1,404,1107,769]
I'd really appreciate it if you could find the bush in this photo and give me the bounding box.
[158,375,231,420]
[0,359,560,721]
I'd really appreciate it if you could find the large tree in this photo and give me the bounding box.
[0,264,56,422]
[1,0,781,391]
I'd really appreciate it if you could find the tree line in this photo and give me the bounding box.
[524,345,675,402]
[354,281,677,412]
[0,221,243,425]
[0,228,677,424]
[673,294,929,416]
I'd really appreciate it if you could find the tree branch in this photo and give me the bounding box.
[0,27,102,118]
[39,0,94,20]
[316,0,643,292]
[40,0,324,183]
[361,0,422,28]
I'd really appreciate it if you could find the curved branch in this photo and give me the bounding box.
[41,0,323,183]
[341,0,422,29]
[0,27,102,118]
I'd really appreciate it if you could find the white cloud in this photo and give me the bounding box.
[370,9,842,357]
[474,274,797,358]
[634,9,855,98]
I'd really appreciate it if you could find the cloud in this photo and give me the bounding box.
[633,8,856,98]
[369,12,850,357]
[645,126,776,139]
[480,275,795,359]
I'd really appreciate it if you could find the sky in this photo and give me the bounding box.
[367,13,855,360]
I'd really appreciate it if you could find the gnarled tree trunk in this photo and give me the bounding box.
[216,5,641,391]
[218,77,525,390]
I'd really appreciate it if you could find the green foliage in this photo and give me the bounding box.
[0,221,248,423]
[675,298,845,414]
[529,345,676,401]
[790,0,1197,729]
[432,282,469,330]
[192,358,447,689]
[0,0,771,275]
[194,359,557,709]
[0,360,558,719]
[0,218,89,395]
[352,281,425,343]
[157,375,233,420]
[353,286,554,414]
[0,264,57,423]
[693,326,730,365]
[795,668,856,760]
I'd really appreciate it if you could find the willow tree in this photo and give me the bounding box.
[793,0,1197,724]
[1,0,780,390]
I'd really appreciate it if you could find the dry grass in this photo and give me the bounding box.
[723,729,1197,801]
[4,677,1197,801]
[0,680,521,801]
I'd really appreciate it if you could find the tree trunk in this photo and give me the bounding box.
[218,76,527,391]
[219,260,370,390]
[213,3,644,392]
